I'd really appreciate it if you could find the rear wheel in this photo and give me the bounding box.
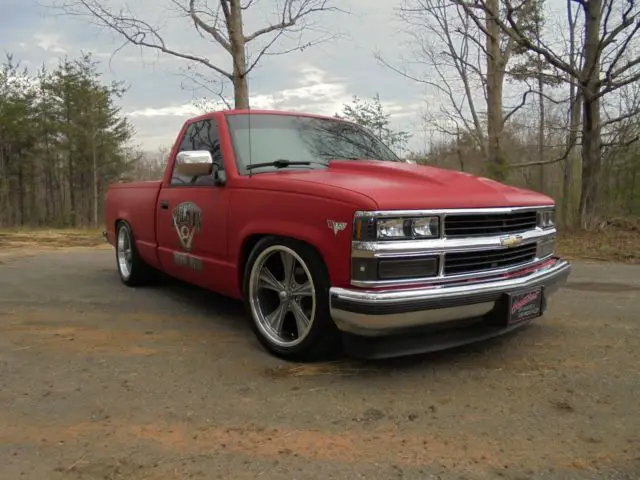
[115,221,155,286]
[243,237,341,361]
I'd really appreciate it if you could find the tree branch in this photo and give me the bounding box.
[601,107,640,129]
[187,0,232,53]
[244,0,342,43]
[602,135,639,148]
[508,134,579,168]
[453,0,578,77]
[53,0,233,79]
[502,88,534,124]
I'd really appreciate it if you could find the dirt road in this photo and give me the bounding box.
[1,247,638,479]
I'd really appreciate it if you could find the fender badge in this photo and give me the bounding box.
[327,220,347,236]
[500,234,524,248]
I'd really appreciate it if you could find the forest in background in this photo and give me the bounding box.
[0,53,137,228]
[1,0,639,232]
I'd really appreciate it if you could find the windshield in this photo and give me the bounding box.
[225,113,402,174]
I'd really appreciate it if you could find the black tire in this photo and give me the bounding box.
[114,220,155,287]
[242,236,342,362]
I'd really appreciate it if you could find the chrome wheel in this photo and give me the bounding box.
[248,245,316,348]
[117,225,133,280]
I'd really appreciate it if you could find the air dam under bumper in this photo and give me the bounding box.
[329,258,571,342]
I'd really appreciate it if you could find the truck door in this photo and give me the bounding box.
[156,117,230,292]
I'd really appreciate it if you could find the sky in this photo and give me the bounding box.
[1,0,434,153]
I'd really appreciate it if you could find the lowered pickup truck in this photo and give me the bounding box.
[103,109,571,360]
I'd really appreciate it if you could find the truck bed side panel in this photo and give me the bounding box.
[104,180,162,270]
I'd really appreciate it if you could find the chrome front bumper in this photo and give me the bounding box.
[329,258,571,337]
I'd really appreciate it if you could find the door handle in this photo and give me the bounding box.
[160,200,169,210]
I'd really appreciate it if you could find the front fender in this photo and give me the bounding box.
[228,190,358,290]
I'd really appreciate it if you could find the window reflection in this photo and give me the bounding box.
[172,119,223,185]
[226,114,401,174]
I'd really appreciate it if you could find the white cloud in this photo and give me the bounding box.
[128,104,201,118]
[33,33,67,54]
[126,62,423,150]
[127,64,350,117]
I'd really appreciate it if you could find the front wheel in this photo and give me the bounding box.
[243,237,341,361]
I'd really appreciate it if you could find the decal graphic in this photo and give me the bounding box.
[172,202,202,252]
[327,219,347,236]
[173,251,203,271]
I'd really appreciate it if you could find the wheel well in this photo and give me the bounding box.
[238,234,329,294]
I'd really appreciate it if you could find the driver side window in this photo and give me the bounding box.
[171,118,223,186]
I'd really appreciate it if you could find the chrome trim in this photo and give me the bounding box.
[350,205,556,287]
[333,302,497,335]
[437,252,446,277]
[330,258,571,337]
[354,205,555,218]
[352,228,555,258]
[351,253,554,288]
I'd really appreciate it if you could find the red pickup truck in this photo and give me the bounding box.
[103,109,571,361]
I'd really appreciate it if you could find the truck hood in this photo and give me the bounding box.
[254,160,553,210]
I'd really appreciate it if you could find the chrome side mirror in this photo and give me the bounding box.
[175,150,213,177]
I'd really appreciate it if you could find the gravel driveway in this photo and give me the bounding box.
[1,248,639,479]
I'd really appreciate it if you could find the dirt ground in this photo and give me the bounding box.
[0,246,639,480]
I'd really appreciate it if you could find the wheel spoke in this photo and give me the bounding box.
[292,281,313,298]
[289,300,310,336]
[266,302,287,334]
[258,268,283,292]
[280,251,297,287]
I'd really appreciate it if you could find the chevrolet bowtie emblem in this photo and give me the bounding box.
[500,234,524,248]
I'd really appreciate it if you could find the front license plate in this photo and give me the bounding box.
[508,287,543,324]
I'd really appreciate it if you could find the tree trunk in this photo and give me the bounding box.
[17,160,25,226]
[578,0,602,229]
[562,0,580,229]
[564,89,581,228]
[485,0,506,181]
[233,74,249,109]
[228,0,249,109]
[92,132,98,228]
[537,71,545,192]
[536,18,545,193]
[579,92,601,228]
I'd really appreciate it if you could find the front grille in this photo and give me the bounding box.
[444,243,537,275]
[444,211,538,238]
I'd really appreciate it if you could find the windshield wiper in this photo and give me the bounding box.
[245,159,326,170]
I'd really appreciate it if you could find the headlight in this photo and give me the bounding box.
[538,208,556,229]
[376,216,439,240]
[377,218,405,238]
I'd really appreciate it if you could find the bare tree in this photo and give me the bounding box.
[50,0,343,108]
[376,1,486,157]
[377,0,543,180]
[453,0,640,227]
[563,0,583,227]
